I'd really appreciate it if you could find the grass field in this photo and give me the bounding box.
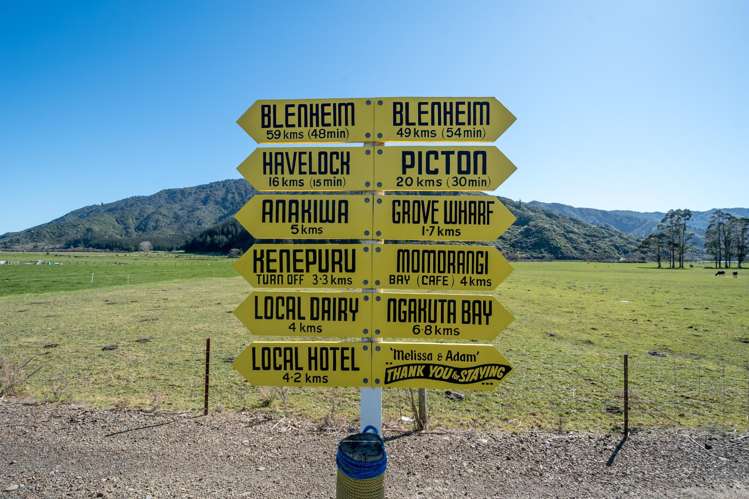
[1,252,747,431]
[0,252,234,296]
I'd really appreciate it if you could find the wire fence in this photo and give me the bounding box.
[1,337,747,433]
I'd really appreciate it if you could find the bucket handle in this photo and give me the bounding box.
[362,425,382,440]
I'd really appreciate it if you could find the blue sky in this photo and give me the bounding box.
[1,0,747,234]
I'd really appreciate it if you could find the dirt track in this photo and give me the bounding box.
[1,400,748,498]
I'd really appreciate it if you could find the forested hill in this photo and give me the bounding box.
[0,180,254,251]
[183,196,639,261]
[1,179,637,260]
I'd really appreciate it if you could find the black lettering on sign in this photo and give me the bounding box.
[390,198,496,226]
[307,346,360,371]
[251,346,303,371]
[442,199,495,225]
[391,101,491,127]
[401,150,488,175]
[309,296,360,321]
[260,198,350,224]
[261,102,356,129]
[262,150,352,175]
[384,363,511,385]
[386,297,492,326]
[391,199,439,224]
[254,295,305,320]
[395,248,489,275]
[251,248,357,274]
[386,297,456,324]
[252,295,359,322]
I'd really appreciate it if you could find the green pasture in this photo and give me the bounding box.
[0,251,234,296]
[0,254,747,431]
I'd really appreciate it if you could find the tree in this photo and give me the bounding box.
[656,218,674,269]
[656,210,692,269]
[636,232,666,268]
[138,241,153,253]
[705,221,721,268]
[723,214,736,268]
[705,210,731,268]
[730,217,748,269]
[677,209,692,268]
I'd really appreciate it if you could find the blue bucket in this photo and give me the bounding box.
[336,426,387,480]
[335,426,387,498]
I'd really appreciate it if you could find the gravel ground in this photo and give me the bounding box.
[1,399,747,498]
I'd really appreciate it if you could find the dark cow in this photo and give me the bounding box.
[733,271,738,278]
[715,270,725,276]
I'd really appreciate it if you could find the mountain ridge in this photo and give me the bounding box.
[527,201,749,248]
[7,178,741,261]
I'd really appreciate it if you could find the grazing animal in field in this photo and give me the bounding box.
[715,270,725,276]
[733,271,738,278]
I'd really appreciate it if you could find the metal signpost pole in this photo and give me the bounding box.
[361,141,383,436]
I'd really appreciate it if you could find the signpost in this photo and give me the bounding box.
[233,243,373,289]
[231,95,518,440]
[235,194,373,240]
[373,146,516,191]
[373,243,513,291]
[372,293,513,340]
[238,147,374,191]
[237,98,375,144]
[372,342,512,390]
[373,194,516,242]
[233,340,372,387]
[372,97,515,142]
[234,291,372,338]
[238,145,514,193]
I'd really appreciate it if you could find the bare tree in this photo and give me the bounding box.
[138,241,153,253]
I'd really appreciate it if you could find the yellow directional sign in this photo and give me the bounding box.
[373,194,516,242]
[237,98,374,143]
[234,291,373,338]
[373,146,515,191]
[236,194,373,240]
[373,97,515,142]
[233,341,372,387]
[372,243,513,291]
[234,243,373,289]
[373,342,512,390]
[238,147,374,191]
[372,293,512,341]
